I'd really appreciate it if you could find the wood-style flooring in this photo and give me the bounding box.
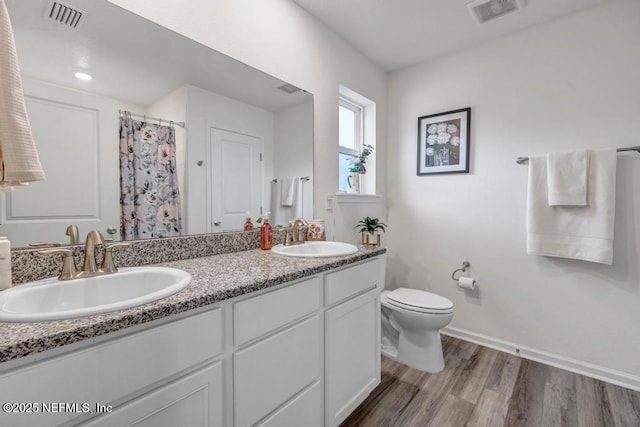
[341,336,640,427]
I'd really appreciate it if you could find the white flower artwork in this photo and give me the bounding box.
[417,108,470,175]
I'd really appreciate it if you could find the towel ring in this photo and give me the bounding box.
[451,261,471,281]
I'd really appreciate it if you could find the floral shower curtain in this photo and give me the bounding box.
[119,116,182,240]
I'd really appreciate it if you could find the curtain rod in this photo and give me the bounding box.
[119,109,186,128]
[271,176,310,183]
[516,146,640,164]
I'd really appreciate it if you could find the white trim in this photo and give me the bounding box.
[441,326,640,392]
[338,98,362,154]
[334,193,383,204]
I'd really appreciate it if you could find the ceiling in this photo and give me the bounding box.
[293,0,613,71]
[7,0,309,109]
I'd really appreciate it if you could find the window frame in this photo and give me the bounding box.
[338,97,363,157]
[338,86,376,195]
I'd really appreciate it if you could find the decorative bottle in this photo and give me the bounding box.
[0,236,11,290]
[260,213,272,250]
[243,212,253,231]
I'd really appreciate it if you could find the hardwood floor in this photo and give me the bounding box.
[341,336,640,427]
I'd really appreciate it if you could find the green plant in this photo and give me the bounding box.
[348,144,374,174]
[355,216,387,235]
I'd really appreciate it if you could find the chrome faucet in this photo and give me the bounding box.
[38,230,130,280]
[82,230,104,274]
[66,224,79,245]
[285,218,309,245]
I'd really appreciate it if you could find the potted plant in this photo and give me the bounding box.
[355,216,386,246]
[347,144,374,194]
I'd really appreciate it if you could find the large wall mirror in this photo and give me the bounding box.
[2,0,314,248]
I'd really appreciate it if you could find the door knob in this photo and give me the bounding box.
[213,221,222,226]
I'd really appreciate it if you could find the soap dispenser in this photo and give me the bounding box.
[260,213,272,250]
[243,211,254,231]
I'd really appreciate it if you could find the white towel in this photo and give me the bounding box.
[270,178,304,226]
[526,149,617,265]
[280,177,296,207]
[0,0,45,189]
[547,150,588,206]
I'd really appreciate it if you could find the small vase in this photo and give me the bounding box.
[347,173,361,194]
[361,233,381,246]
[307,219,326,241]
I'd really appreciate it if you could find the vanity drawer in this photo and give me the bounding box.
[258,381,322,427]
[324,259,381,306]
[233,276,320,346]
[0,308,223,427]
[234,315,321,427]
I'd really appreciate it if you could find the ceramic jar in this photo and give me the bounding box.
[307,220,326,241]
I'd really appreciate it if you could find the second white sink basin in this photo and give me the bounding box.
[0,267,191,323]
[271,241,358,258]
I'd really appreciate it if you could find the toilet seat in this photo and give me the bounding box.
[385,288,454,314]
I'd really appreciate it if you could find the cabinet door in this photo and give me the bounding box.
[82,361,223,427]
[325,288,380,427]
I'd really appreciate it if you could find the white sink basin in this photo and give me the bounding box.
[0,267,191,322]
[271,241,358,258]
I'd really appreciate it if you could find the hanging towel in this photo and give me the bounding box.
[281,176,296,207]
[291,178,304,220]
[0,0,45,190]
[547,150,588,206]
[526,148,617,265]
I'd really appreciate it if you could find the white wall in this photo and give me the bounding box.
[108,0,388,238]
[273,101,314,222]
[184,85,274,234]
[387,0,640,384]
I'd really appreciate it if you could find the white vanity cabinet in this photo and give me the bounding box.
[233,276,322,427]
[324,260,382,427]
[82,361,224,427]
[0,255,385,427]
[0,308,225,427]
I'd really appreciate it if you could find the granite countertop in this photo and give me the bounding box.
[0,246,385,364]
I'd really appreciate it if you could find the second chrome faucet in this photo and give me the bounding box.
[284,218,309,246]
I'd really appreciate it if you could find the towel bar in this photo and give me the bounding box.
[516,146,640,164]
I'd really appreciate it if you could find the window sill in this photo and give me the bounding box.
[334,193,383,204]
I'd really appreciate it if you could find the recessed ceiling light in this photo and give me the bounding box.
[74,72,92,81]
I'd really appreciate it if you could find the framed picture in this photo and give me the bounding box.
[417,107,471,175]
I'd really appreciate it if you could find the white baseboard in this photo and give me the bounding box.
[441,326,640,392]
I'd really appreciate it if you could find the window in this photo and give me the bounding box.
[338,86,376,194]
[338,98,363,192]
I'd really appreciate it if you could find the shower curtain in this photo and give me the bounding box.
[119,116,182,240]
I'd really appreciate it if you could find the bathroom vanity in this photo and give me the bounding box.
[0,246,385,427]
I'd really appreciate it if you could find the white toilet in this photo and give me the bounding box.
[381,288,454,373]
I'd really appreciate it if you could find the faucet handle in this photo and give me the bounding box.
[29,241,61,248]
[37,248,77,280]
[101,242,131,273]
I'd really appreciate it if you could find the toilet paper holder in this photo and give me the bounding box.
[451,261,471,281]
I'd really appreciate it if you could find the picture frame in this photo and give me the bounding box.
[417,107,471,175]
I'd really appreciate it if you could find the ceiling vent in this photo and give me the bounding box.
[468,0,526,24]
[276,83,301,94]
[45,1,85,29]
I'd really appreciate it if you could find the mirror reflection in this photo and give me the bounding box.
[2,0,314,248]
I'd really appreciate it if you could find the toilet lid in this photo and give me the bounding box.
[386,288,454,312]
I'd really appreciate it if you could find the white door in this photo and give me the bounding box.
[0,79,120,247]
[209,128,262,232]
